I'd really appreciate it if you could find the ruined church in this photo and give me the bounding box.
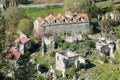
[34,11,92,38]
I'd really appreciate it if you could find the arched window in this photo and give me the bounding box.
[78,17,81,21]
[54,20,57,24]
[62,19,65,23]
[71,18,73,22]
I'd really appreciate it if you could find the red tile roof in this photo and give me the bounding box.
[36,11,89,25]
[65,11,74,18]
[12,50,21,60]
[79,14,89,21]
[7,50,21,60]
[14,37,30,44]
[46,14,56,23]
[57,13,65,20]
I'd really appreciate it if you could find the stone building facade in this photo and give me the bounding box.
[56,50,85,71]
[96,34,120,58]
[7,33,31,61]
[42,37,55,55]
[12,32,31,54]
[0,0,18,12]
[33,11,91,39]
[103,12,120,22]
[65,34,83,43]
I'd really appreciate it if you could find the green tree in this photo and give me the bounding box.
[4,7,27,30]
[18,18,33,35]
[115,25,120,37]
[99,19,113,33]
[15,52,37,80]
[114,6,120,12]
[0,19,14,79]
[0,9,1,17]
[65,0,100,18]
[110,0,113,7]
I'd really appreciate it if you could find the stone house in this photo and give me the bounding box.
[42,37,55,55]
[110,12,120,21]
[0,0,18,11]
[33,11,91,39]
[104,12,120,22]
[6,32,31,61]
[56,50,85,71]
[96,34,120,58]
[13,36,31,54]
[45,66,56,80]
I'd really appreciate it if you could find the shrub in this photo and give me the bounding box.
[84,40,96,48]
[61,42,71,50]
[50,51,56,57]
[36,74,44,80]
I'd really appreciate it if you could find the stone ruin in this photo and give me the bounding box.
[65,34,83,43]
[45,66,56,80]
[96,34,120,58]
[42,37,55,55]
[56,50,86,77]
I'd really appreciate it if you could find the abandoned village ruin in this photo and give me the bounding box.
[56,50,85,71]
[34,11,92,54]
[96,34,120,58]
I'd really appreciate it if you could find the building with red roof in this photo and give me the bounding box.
[14,37,30,44]
[13,37,31,54]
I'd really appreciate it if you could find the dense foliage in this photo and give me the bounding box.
[18,18,33,36]
[65,0,100,19]
[4,7,27,26]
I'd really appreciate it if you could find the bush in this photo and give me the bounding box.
[61,42,72,50]
[50,51,56,57]
[55,36,65,47]
[39,64,49,73]
[84,40,96,48]
[18,18,33,36]
[66,69,76,79]
[36,74,44,80]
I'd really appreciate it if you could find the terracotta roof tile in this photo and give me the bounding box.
[65,11,74,18]
[11,50,21,60]
[7,50,21,60]
[57,13,64,20]
[79,14,89,22]
[45,14,56,23]
[14,37,30,44]
[35,11,89,25]
[37,17,46,25]
[57,13,67,23]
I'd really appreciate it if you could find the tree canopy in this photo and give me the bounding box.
[65,0,100,18]
[4,7,27,27]
[114,6,120,12]
[18,18,33,35]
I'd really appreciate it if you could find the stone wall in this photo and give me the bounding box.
[45,22,91,36]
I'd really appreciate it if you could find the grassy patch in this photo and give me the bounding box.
[25,6,64,20]
[114,25,120,38]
